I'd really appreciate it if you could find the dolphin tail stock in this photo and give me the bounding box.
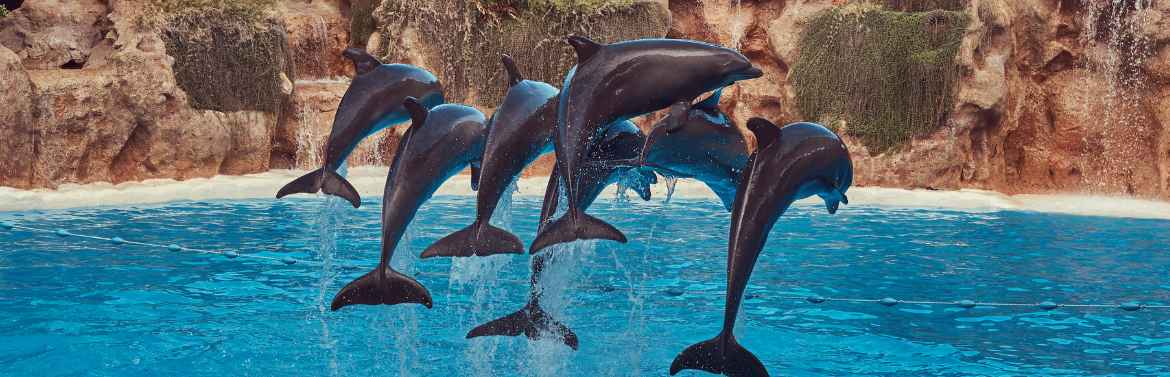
[529,210,627,253]
[420,221,524,258]
[276,168,361,208]
[330,265,433,311]
[669,332,768,377]
[465,300,579,350]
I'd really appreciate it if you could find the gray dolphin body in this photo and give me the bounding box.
[330,99,486,311]
[465,120,655,350]
[421,56,559,259]
[670,120,853,377]
[640,90,749,211]
[277,48,444,208]
[529,36,763,253]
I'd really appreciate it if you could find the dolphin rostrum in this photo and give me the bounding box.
[331,98,486,311]
[276,48,444,208]
[640,89,749,210]
[465,120,655,349]
[530,36,763,253]
[421,55,560,259]
[670,119,853,377]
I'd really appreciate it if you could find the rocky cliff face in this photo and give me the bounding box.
[665,0,1169,199]
[1,0,1167,201]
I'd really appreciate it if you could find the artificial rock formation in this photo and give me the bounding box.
[0,0,1167,201]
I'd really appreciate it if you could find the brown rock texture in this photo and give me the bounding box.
[0,0,1167,202]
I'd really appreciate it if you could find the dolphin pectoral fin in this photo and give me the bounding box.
[420,222,524,259]
[566,35,602,64]
[695,88,724,111]
[470,162,482,192]
[276,168,324,199]
[321,170,361,208]
[331,265,433,311]
[665,101,690,133]
[530,212,627,253]
[746,118,782,151]
[466,301,579,350]
[670,333,768,377]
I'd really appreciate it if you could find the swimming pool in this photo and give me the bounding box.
[2,195,1169,376]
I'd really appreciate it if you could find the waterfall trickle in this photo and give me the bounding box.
[730,0,745,50]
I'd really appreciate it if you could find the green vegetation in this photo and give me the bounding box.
[146,0,276,24]
[790,6,969,153]
[350,0,379,48]
[1,5,8,18]
[378,0,667,106]
[879,0,967,12]
[476,0,635,14]
[160,7,291,113]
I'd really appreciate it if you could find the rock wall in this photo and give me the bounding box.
[669,0,1170,199]
[0,0,1167,201]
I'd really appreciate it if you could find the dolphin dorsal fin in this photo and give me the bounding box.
[344,48,381,75]
[403,96,429,128]
[694,89,724,111]
[501,54,524,87]
[567,35,603,65]
[665,101,690,133]
[747,117,781,150]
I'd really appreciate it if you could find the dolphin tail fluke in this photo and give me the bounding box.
[276,169,324,199]
[669,333,768,377]
[320,170,361,208]
[276,168,361,208]
[330,266,433,311]
[420,222,524,258]
[466,301,579,350]
[529,212,626,253]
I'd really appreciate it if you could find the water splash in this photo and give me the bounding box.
[664,175,679,204]
[392,226,423,376]
[448,181,517,376]
[311,163,349,377]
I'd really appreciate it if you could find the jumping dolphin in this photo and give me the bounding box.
[276,48,444,208]
[670,119,853,377]
[530,36,763,253]
[420,55,559,259]
[465,120,655,349]
[331,98,486,311]
[640,89,749,211]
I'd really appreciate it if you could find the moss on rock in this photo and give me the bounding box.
[160,6,293,113]
[349,0,379,48]
[790,6,969,153]
[376,0,668,107]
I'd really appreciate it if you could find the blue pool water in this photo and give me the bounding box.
[2,195,1169,376]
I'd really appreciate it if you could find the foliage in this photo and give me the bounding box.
[0,5,8,18]
[475,0,635,15]
[377,0,667,106]
[160,7,291,113]
[790,6,969,154]
[350,0,379,48]
[148,0,276,20]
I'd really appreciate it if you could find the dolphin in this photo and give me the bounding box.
[530,36,763,253]
[465,120,655,350]
[330,98,487,311]
[420,55,560,259]
[276,48,444,208]
[639,89,749,211]
[669,119,853,377]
